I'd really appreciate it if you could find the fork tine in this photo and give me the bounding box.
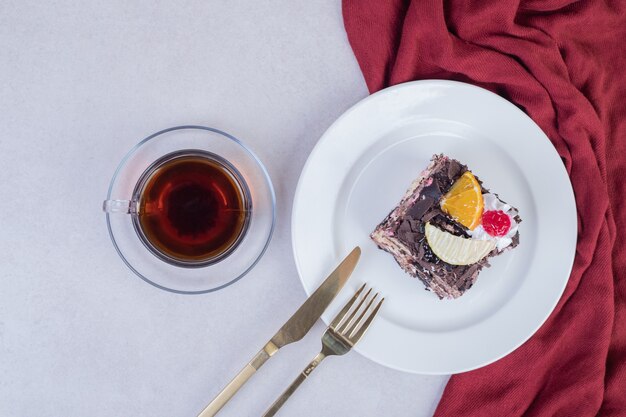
[329,283,366,329]
[348,298,384,343]
[344,292,378,337]
[335,287,372,333]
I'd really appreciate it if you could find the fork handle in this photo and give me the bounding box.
[263,352,326,417]
[198,341,279,417]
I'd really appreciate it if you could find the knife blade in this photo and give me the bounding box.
[197,246,361,417]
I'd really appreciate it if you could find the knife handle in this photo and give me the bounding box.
[197,341,279,417]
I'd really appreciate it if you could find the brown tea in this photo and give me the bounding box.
[135,152,250,265]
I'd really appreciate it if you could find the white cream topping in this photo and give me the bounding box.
[468,193,519,251]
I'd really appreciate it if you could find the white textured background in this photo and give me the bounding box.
[0,1,448,416]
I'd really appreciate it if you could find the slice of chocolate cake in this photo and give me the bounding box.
[371,154,521,299]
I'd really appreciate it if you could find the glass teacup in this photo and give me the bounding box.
[103,126,275,294]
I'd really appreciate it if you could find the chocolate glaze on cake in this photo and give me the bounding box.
[370,154,521,299]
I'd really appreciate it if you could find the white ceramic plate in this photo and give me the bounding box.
[292,80,577,374]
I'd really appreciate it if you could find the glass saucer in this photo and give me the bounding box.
[104,126,275,294]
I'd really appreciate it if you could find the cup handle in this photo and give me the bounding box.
[102,199,137,214]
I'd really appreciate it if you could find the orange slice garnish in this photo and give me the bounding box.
[440,171,484,230]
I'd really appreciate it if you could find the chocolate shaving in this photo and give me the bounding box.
[421,182,442,200]
[422,209,441,223]
[398,220,411,233]
[408,219,422,232]
[457,264,480,291]
[407,197,435,219]
[447,160,463,180]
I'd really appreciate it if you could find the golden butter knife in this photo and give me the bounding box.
[197,246,361,417]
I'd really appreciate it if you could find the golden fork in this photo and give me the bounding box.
[263,284,384,417]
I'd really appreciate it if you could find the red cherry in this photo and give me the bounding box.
[482,210,511,237]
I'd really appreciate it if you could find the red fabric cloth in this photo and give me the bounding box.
[342,1,626,416]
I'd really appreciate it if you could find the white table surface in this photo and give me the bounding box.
[0,1,448,416]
